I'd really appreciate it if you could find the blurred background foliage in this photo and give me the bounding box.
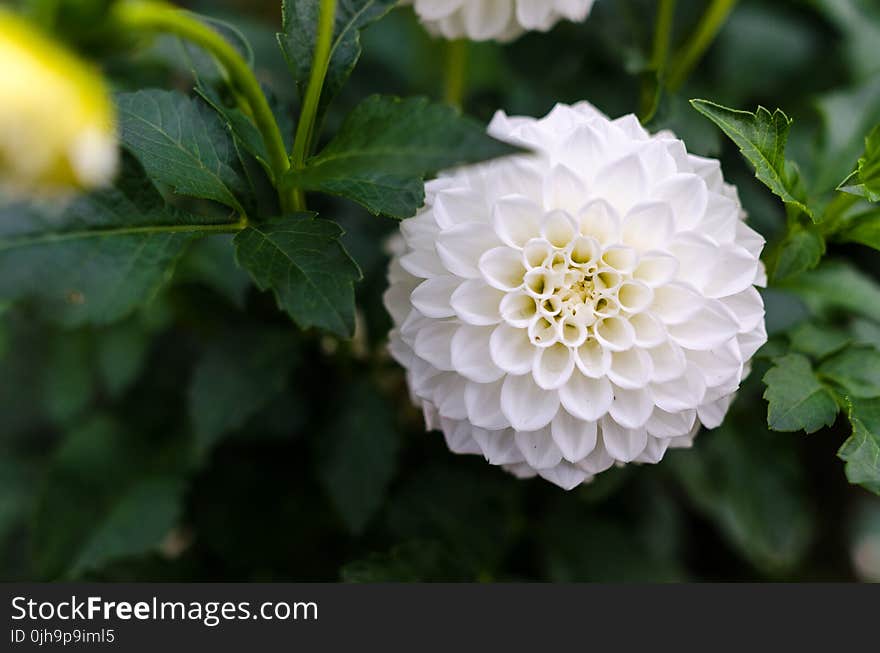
[2,0,880,582]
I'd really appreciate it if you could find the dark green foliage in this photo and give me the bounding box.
[234,214,361,337]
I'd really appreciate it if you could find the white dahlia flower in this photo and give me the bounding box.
[384,102,768,490]
[405,0,596,42]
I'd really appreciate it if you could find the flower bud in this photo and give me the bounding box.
[0,9,117,194]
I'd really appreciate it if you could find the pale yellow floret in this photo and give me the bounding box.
[0,9,117,194]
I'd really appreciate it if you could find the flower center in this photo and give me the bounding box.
[504,234,643,350]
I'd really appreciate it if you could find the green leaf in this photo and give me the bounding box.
[788,322,850,360]
[96,318,156,399]
[234,214,361,336]
[33,417,191,579]
[176,234,253,308]
[761,288,809,335]
[342,541,467,582]
[189,330,294,456]
[781,262,880,323]
[812,0,880,80]
[668,419,814,574]
[0,162,235,327]
[195,82,294,185]
[43,331,94,425]
[819,347,880,398]
[285,95,518,218]
[852,318,880,349]
[279,0,397,112]
[814,74,880,192]
[0,458,37,552]
[690,100,814,220]
[69,477,185,577]
[763,354,839,433]
[837,399,880,494]
[317,381,399,535]
[195,84,273,177]
[837,124,880,202]
[117,89,247,212]
[833,207,880,251]
[772,224,825,281]
[386,464,523,575]
[839,398,880,495]
[540,497,684,582]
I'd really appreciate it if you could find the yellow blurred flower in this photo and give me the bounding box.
[0,9,117,194]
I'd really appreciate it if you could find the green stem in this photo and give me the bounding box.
[290,0,337,212]
[112,1,291,208]
[639,0,677,121]
[666,0,737,91]
[444,39,468,109]
[651,0,677,71]
[820,192,860,235]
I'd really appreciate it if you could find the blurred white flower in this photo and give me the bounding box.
[405,0,596,42]
[0,9,117,195]
[384,102,767,489]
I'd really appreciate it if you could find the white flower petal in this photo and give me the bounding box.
[450,279,504,326]
[490,323,535,374]
[651,282,704,325]
[574,338,611,377]
[479,246,527,291]
[577,198,621,245]
[410,276,460,318]
[578,437,616,474]
[697,394,734,429]
[433,188,489,229]
[464,379,509,430]
[540,209,578,248]
[622,202,674,251]
[667,301,740,350]
[551,410,598,462]
[451,325,505,383]
[601,417,648,462]
[515,428,564,469]
[559,373,613,421]
[473,428,525,465]
[413,320,457,370]
[492,195,542,248]
[434,374,469,419]
[635,436,669,464]
[646,407,697,438]
[594,154,648,214]
[436,223,501,278]
[594,316,635,351]
[607,347,654,389]
[501,374,560,431]
[647,341,687,383]
[538,462,590,490]
[633,252,679,287]
[608,386,654,429]
[532,342,576,389]
[629,311,667,348]
[411,0,596,42]
[651,366,707,413]
[543,164,589,213]
[721,286,764,334]
[652,173,708,230]
[442,418,483,455]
